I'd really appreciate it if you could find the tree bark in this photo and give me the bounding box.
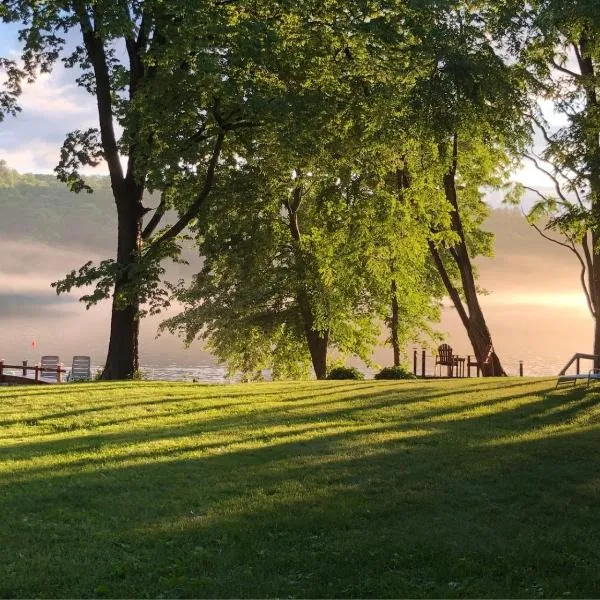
[100,182,145,379]
[305,327,329,380]
[390,279,401,366]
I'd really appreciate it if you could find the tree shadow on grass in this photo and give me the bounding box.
[0,379,572,462]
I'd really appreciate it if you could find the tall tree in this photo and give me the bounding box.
[162,152,441,379]
[161,2,449,380]
[1,1,280,379]
[391,3,530,375]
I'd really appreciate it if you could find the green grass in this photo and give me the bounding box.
[1,378,599,598]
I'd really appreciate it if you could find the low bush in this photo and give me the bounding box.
[326,366,364,380]
[374,365,416,380]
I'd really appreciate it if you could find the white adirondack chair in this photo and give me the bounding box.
[68,356,92,382]
[40,355,61,381]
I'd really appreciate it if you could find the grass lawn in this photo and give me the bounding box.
[1,378,599,598]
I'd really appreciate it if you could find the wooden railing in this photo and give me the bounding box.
[558,353,600,376]
[0,360,67,383]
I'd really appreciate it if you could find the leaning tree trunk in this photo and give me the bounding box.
[430,242,504,376]
[450,232,505,377]
[100,185,145,380]
[390,279,401,367]
[428,135,506,376]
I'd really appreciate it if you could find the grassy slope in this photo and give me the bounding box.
[1,378,599,598]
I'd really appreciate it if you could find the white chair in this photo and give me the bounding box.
[40,355,61,381]
[68,356,92,381]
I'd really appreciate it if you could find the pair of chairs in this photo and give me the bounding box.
[434,343,495,377]
[40,355,92,382]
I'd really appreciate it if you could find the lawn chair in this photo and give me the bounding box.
[435,344,459,377]
[68,356,92,382]
[40,355,61,382]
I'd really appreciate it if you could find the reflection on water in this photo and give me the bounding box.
[138,365,232,382]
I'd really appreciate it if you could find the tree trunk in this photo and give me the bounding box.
[576,34,600,368]
[592,235,600,369]
[390,279,401,366]
[285,189,330,379]
[306,328,329,380]
[461,311,502,377]
[100,185,145,380]
[593,315,600,370]
[101,304,140,379]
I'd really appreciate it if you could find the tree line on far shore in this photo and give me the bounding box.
[1,0,598,380]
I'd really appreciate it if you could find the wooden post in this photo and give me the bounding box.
[0,359,4,383]
[35,365,40,382]
[22,360,28,377]
[57,364,62,384]
[413,348,417,375]
[519,360,523,377]
[421,349,426,378]
[576,357,580,375]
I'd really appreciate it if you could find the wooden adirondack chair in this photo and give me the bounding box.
[435,344,456,377]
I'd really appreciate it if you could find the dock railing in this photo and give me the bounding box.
[558,353,600,377]
[0,359,67,384]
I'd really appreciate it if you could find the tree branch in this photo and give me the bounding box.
[529,220,595,317]
[524,153,573,207]
[291,181,303,213]
[147,131,226,252]
[142,194,167,240]
[531,114,587,193]
[451,131,458,177]
[74,1,124,185]
[550,58,581,80]
[582,230,596,311]
[522,185,552,204]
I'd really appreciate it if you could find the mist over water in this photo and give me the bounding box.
[0,208,593,380]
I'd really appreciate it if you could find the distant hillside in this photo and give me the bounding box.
[0,161,115,252]
[0,161,568,270]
